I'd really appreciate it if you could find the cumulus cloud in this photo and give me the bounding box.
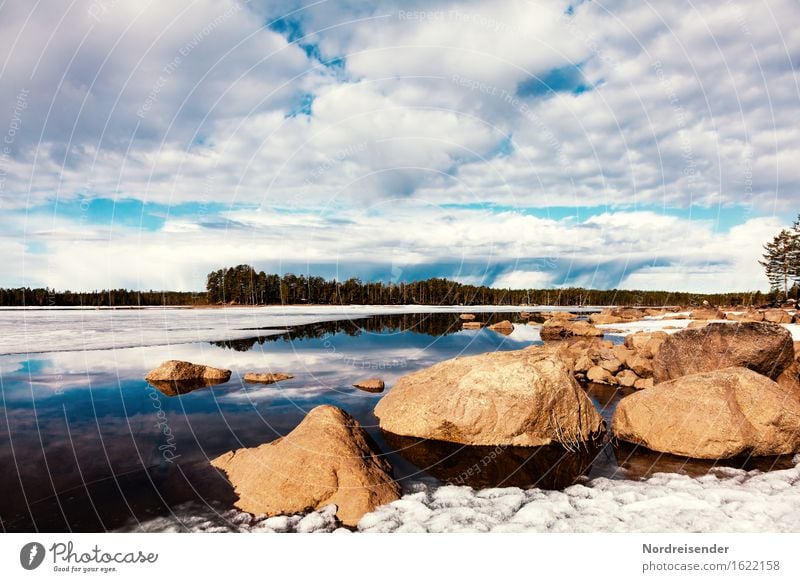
[0,0,797,291]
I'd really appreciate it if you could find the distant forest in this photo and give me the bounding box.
[0,264,773,307]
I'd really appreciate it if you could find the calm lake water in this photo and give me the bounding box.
[0,312,793,532]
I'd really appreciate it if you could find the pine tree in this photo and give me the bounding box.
[759,228,800,300]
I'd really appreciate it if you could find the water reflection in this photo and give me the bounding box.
[148,378,231,397]
[383,432,597,490]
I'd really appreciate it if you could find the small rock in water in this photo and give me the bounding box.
[243,372,294,384]
[353,378,385,393]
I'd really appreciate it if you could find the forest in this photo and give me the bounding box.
[0,264,773,308]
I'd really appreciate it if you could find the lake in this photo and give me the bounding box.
[0,309,794,532]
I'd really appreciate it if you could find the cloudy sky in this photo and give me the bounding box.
[0,0,797,292]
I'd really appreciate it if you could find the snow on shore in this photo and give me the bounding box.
[125,458,800,533]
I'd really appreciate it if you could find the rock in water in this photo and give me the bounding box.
[652,322,794,383]
[540,318,603,340]
[211,405,400,527]
[488,320,514,335]
[374,350,604,447]
[459,313,476,320]
[243,372,293,384]
[353,378,385,393]
[145,360,232,396]
[612,367,800,459]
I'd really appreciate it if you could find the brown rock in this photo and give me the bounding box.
[624,331,668,358]
[612,345,634,366]
[574,355,594,374]
[462,321,484,330]
[612,367,800,459]
[600,357,623,374]
[550,311,578,320]
[626,354,654,378]
[374,349,605,447]
[353,378,385,393]
[633,377,653,390]
[459,313,476,320]
[615,369,639,387]
[211,405,400,527]
[243,372,293,384]
[145,360,232,396]
[540,319,604,341]
[589,313,624,325]
[652,322,794,383]
[726,310,764,322]
[587,365,616,385]
[488,320,515,335]
[763,309,793,324]
[687,320,709,329]
[689,308,726,320]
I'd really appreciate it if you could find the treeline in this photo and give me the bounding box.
[0,287,206,307]
[205,264,768,307]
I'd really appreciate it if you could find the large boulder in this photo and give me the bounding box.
[374,349,604,447]
[145,360,231,396]
[624,331,667,358]
[763,309,793,324]
[652,322,794,383]
[689,308,726,320]
[612,367,800,459]
[211,405,399,527]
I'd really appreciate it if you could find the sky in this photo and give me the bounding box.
[0,0,798,293]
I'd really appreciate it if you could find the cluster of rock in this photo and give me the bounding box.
[613,322,800,459]
[562,333,666,389]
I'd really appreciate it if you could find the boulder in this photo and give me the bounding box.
[688,320,709,329]
[633,377,653,390]
[613,367,800,459]
[626,354,654,378]
[462,321,484,330]
[623,331,667,358]
[599,357,623,374]
[488,320,514,335]
[459,313,476,320]
[652,322,794,383]
[615,369,639,388]
[211,405,400,527]
[243,372,293,384]
[726,310,764,322]
[589,311,624,325]
[374,349,605,448]
[689,308,726,320]
[587,365,616,385]
[549,311,578,320]
[145,360,232,396]
[353,378,385,393]
[540,318,603,341]
[763,309,793,324]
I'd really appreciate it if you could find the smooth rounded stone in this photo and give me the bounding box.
[145,360,232,396]
[626,354,654,378]
[688,320,709,329]
[549,311,578,320]
[615,369,639,388]
[652,322,794,383]
[726,310,764,322]
[488,320,514,335]
[763,309,793,324]
[633,377,653,390]
[612,367,800,459]
[623,331,667,358]
[599,357,623,374]
[353,378,385,393]
[243,372,293,384]
[459,313,476,320]
[589,312,624,325]
[540,318,603,341]
[689,308,726,320]
[461,321,483,329]
[211,405,400,527]
[587,365,616,385]
[374,349,605,448]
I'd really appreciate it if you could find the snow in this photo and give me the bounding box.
[124,458,800,533]
[0,304,567,356]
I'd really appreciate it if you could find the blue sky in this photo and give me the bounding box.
[0,0,797,292]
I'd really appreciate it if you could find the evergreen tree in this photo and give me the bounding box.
[759,228,800,300]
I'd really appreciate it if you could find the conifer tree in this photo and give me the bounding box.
[759,228,800,300]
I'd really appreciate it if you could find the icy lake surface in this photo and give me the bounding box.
[1,306,798,533]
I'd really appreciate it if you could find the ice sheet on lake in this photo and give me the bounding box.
[125,459,800,533]
[0,305,547,355]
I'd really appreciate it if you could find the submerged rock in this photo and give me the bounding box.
[211,405,400,527]
[243,372,293,384]
[652,322,794,382]
[613,367,800,459]
[374,349,605,447]
[353,378,385,393]
[488,320,514,335]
